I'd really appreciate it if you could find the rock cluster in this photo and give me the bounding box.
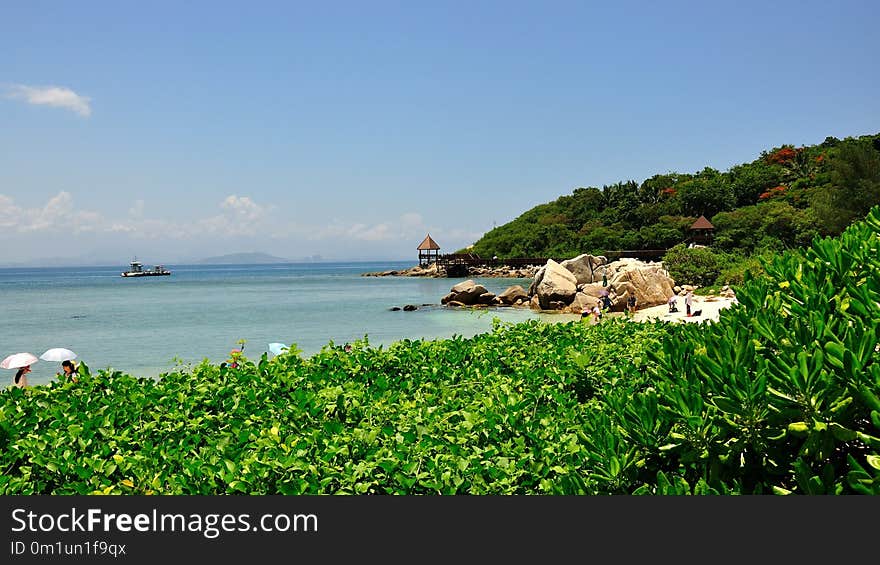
[524,255,675,314]
[362,263,445,277]
[463,265,539,278]
[440,254,677,314]
[441,281,530,308]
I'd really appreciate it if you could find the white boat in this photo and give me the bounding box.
[121,259,171,277]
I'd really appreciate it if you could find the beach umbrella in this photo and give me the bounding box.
[599,289,610,297]
[268,343,288,356]
[1,352,39,369]
[40,348,78,362]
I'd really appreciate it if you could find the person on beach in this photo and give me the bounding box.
[685,290,694,317]
[668,294,678,313]
[59,360,79,383]
[627,293,637,315]
[13,365,30,388]
[591,304,602,324]
[581,304,590,320]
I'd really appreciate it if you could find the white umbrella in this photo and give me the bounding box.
[40,348,78,362]
[1,352,39,369]
[268,343,288,356]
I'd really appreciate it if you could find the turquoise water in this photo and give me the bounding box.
[0,262,577,386]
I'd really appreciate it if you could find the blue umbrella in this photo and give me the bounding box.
[268,343,288,356]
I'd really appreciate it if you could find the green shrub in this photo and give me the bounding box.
[662,243,722,287]
[0,318,671,495]
[647,206,880,494]
[716,253,768,286]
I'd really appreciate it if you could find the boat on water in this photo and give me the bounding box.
[121,259,171,277]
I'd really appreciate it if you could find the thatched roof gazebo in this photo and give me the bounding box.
[417,234,441,266]
[689,215,715,245]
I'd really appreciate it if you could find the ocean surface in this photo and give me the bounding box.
[0,261,578,386]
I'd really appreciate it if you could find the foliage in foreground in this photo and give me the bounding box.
[0,207,877,494]
[0,320,670,494]
[644,206,880,494]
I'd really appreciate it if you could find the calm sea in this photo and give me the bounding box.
[0,262,577,386]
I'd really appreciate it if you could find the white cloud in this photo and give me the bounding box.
[105,195,278,240]
[220,195,266,221]
[0,195,25,229]
[0,191,105,234]
[0,193,481,260]
[23,191,74,232]
[195,195,275,237]
[5,84,92,117]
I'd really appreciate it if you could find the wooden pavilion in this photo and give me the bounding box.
[417,234,441,266]
[689,215,715,245]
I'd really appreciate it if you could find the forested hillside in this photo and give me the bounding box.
[465,133,880,259]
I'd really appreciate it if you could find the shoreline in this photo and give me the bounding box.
[631,294,736,323]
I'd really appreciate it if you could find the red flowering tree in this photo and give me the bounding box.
[765,147,800,164]
[758,185,788,200]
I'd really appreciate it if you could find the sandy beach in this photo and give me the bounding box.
[632,294,737,324]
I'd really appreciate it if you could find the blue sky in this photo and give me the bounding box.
[1,0,878,264]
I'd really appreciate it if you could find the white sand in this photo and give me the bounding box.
[631,295,737,324]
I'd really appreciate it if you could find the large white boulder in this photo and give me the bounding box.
[609,265,675,310]
[535,259,578,309]
[497,285,529,305]
[442,280,490,305]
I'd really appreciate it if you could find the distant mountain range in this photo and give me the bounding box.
[194,252,293,265]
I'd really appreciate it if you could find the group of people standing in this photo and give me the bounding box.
[580,288,698,324]
[667,290,695,315]
[12,360,78,389]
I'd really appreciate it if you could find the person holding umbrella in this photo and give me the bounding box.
[2,352,39,389]
[60,360,79,383]
[40,348,78,383]
[14,365,31,388]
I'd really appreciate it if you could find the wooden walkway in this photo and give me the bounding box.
[436,250,667,276]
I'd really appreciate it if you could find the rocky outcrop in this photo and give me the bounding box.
[524,255,675,313]
[466,265,541,278]
[607,265,675,310]
[560,254,608,285]
[441,280,494,306]
[567,292,600,314]
[441,281,533,309]
[497,285,529,305]
[362,264,445,277]
[534,260,578,309]
[430,253,678,314]
[476,292,497,305]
